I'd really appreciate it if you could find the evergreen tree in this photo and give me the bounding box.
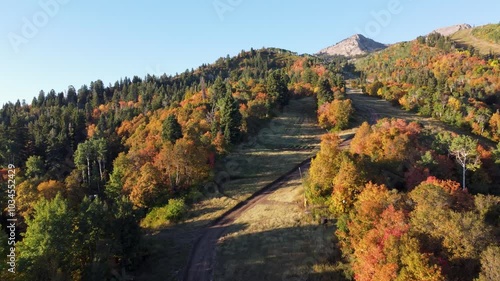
[218,91,242,143]
[162,114,183,144]
[73,197,112,280]
[266,70,290,107]
[317,78,334,105]
[211,76,227,105]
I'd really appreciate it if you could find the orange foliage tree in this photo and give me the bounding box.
[349,119,421,163]
[317,99,353,131]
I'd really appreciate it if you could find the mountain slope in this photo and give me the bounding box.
[318,34,387,57]
[451,24,500,55]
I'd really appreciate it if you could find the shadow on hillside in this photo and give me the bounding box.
[135,211,242,281]
[134,219,213,281]
[215,224,349,281]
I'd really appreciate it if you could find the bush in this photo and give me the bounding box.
[164,198,188,222]
[141,198,188,228]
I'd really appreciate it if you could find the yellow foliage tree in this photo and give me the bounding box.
[488,110,500,140]
[317,99,353,130]
[37,180,65,200]
[330,157,366,215]
[306,134,343,201]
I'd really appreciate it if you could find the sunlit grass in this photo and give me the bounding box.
[214,176,338,281]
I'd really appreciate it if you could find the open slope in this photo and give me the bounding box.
[451,25,500,55]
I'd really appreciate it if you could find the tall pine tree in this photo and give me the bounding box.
[266,70,290,108]
[162,114,183,144]
[317,78,334,105]
[218,90,242,144]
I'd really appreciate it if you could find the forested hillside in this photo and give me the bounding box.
[357,32,500,140]
[471,23,500,44]
[0,48,350,280]
[306,119,500,280]
[1,23,500,281]
[297,30,500,280]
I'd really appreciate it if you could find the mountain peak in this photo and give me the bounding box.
[431,23,472,36]
[318,34,387,58]
[350,34,366,40]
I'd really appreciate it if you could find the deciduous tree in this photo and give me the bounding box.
[449,135,481,189]
[18,194,74,280]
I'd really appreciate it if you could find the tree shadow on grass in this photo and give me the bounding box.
[134,216,247,281]
[215,225,349,281]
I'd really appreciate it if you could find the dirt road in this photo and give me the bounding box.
[183,159,313,281]
[183,137,355,281]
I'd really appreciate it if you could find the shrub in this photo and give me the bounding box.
[141,198,188,228]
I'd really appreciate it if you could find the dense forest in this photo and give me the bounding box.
[306,119,500,280]
[0,48,349,280]
[357,32,500,141]
[301,29,500,281]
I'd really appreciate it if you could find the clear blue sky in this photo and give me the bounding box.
[0,0,499,106]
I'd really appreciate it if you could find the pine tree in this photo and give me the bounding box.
[162,114,183,144]
[211,76,227,106]
[317,78,334,105]
[218,91,242,143]
[266,70,290,107]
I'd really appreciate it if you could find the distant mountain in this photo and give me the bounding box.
[430,23,472,37]
[317,34,387,58]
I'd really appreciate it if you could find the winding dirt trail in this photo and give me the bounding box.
[183,159,312,281]
[183,136,354,281]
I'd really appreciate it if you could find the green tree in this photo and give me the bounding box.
[317,78,334,105]
[162,114,183,144]
[95,138,107,182]
[74,138,108,193]
[17,194,74,281]
[218,91,242,143]
[105,153,131,201]
[211,76,227,105]
[449,135,481,189]
[266,70,290,107]
[73,197,112,280]
[492,142,500,164]
[24,155,45,179]
[74,141,94,185]
[110,197,141,270]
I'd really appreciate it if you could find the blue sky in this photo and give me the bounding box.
[0,0,499,106]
